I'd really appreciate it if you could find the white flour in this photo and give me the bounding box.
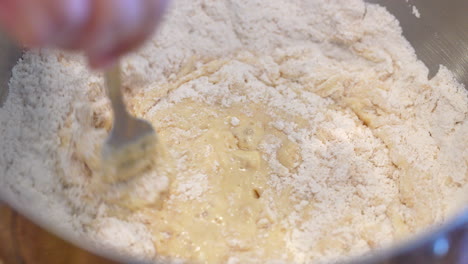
[0,0,467,263]
[412,6,421,18]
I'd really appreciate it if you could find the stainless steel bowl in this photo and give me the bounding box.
[0,0,467,263]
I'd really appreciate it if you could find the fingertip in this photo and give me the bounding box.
[86,0,170,70]
[150,0,171,28]
[156,0,171,14]
[87,53,117,70]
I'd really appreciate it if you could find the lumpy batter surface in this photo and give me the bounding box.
[144,101,297,262]
[128,54,400,264]
[53,49,467,264]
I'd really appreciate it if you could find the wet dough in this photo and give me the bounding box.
[140,101,302,262]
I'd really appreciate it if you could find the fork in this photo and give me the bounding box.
[101,63,160,183]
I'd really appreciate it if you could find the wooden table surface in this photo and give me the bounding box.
[0,203,116,264]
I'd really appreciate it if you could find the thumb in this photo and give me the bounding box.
[0,0,52,47]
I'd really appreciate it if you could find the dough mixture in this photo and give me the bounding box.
[0,0,467,264]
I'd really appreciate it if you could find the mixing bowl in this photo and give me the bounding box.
[0,0,467,263]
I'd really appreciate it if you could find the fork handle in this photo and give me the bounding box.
[104,63,129,122]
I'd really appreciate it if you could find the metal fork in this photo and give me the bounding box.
[101,63,159,183]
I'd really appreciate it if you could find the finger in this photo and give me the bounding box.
[42,0,91,47]
[0,0,51,46]
[0,0,91,48]
[87,29,149,69]
[0,0,16,30]
[85,0,169,69]
[87,0,156,68]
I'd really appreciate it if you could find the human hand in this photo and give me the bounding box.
[0,0,169,68]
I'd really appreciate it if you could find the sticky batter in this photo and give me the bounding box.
[140,100,305,263]
[48,47,468,264]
